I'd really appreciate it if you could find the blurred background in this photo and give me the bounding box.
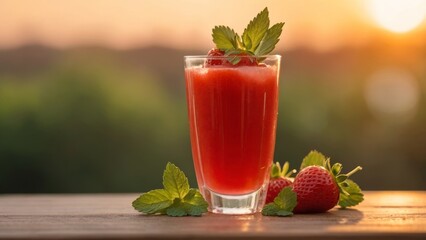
[0,0,425,193]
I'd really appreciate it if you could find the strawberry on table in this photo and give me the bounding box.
[293,151,363,213]
[292,166,340,213]
[262,150,364,216]
[265,162,296,204]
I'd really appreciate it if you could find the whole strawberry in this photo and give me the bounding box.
[262,151,364,217]
[265,162,296,204]
[292,151,363,214]
[292,166,339,213]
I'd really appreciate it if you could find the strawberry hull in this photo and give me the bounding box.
[185,65,279,195]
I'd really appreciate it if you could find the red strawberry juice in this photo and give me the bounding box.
[185,63,279,195]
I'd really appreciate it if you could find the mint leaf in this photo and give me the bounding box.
[261,203,281,216]
[300,150,327,170]
[274,187,297,210]
[164,189,208,217]
[184,189,209,210]
[163,162,189,199]
[254,22,284,56]
[132,189,173,214]
[181,188,209,216]
[242,7,270,52]
[132,162,208,217]
[166,199,187,217]
[211,7,285,64]
[212,26,238,50]
[262,186,296,217]
[339,179,364,208]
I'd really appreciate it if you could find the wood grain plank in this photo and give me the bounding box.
[0,191,425,239]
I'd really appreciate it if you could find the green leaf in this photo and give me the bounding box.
[254,22,284,56]
[331,163,342,176]
[163,162,190,199]
[270,161,296,179]
[184,189,208,207]
[282,162,289,177]
[132,189,173,214]
[235,34,245,50]
[183,188,208,216]
[336,175,348,183]
[133,163,208,217]
[274,187,297,210]
[339,179,364,208]
[276,210,293,217]
[228,56,241,65]
[210,8,284,61]
[270,162,281,178]
[262,186,296,217]
[166,200,187,217]
[300,150,327,170]
[164,189,208,217]
[245,35,252,50]
[212,26,238,50]
[242,7,270,52]
[261,203,280,216]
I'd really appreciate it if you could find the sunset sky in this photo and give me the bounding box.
[0,0,425,51]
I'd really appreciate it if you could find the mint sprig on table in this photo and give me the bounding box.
[212,7,284,64]
[262,187,297,217]
[132,163,208,217]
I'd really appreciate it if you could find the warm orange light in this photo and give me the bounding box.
[367,0,425,33]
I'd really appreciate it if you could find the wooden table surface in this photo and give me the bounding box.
[0,191,425,239]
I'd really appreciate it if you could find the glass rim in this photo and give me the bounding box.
[184,54,281,60]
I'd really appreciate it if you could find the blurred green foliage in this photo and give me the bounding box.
[0,46,425,192]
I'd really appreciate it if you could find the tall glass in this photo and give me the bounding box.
[184,55,281,214]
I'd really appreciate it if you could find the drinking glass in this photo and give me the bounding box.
[184,55,281,214]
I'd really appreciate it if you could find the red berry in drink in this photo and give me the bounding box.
[206,48,226,66]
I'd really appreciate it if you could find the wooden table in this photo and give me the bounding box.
[0,191,425,239]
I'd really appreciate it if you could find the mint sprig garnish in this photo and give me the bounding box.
[262,187,297,217]
[254,22,285,56]
[242,7,270,52]
[132,163,208,217]
[212,26,239,50]
[212,7,284,64]
[300,150,364,208]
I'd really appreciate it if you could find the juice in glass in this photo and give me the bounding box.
[184,55,280,214]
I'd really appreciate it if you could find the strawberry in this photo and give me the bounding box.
[205,48,259,67]
[206,48,226,66]
[234,54,259,66]
[292,151,363,214]
[262,151,364,217]
[292,166,339,213]
[265,162,296,204]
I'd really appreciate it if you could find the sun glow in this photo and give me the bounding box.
[367,0,425,33]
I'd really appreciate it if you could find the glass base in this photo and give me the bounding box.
[202,184,268,215]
